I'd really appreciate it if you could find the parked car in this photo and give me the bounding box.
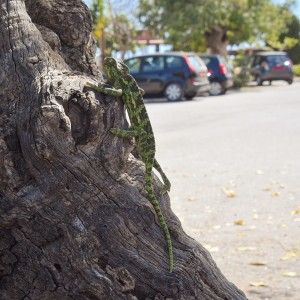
[199,54,234,96]
[124,52,210,101]
[248,51,294,85]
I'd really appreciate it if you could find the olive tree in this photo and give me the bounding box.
[0,0,248,299]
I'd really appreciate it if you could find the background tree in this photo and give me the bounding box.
[90,0,137,64]
[278,14,300,63]
[90,0,107,66]
[138,0,294,56]
[0,0,248,299]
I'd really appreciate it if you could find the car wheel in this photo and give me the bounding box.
[256,76,263,86]
[165,83,183,101]
[288,79,293,85]
[209,81,223,96]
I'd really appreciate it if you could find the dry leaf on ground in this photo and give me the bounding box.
[234,220,246,225]
[222,187,236,198]
[291,209,300,215]
[281,248,300,260]
[250,282,268,287]
[236,231,247,237]
[282,271,298,277]
[187,196,196,202]
[271,190,280,197]
[237,246,257,251]
[249,261,267,266]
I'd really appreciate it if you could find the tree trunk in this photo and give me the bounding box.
[0,1,247,299]
[205,26,228,57]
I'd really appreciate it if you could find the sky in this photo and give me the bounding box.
[84,0,300,19]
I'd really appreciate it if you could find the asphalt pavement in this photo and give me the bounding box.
[145,80,300,300]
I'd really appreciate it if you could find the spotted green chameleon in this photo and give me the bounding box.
[86,57,173,272]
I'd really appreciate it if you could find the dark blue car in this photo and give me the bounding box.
[200,55,234,96]
[124,52,210,101]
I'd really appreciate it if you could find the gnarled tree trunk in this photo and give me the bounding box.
[205,26,228,57]
[0,0,247,299]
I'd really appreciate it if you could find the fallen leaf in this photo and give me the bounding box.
[237,246,257,251]
[250,282,268,287]
[249,261,267,266]
[187,196,196,202]
[234,220,246,226]
[282,271,298,277]
[291,209,300,215]
[222,187,236,198]
[236,231,247,237]
[263,187,271,191]
[271,190,280,197]
[256,170,264,175]
[281,249,300,260]
[253,214,259,220]
[279,183,285,189]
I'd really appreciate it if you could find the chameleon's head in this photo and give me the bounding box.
[103,57,129,82]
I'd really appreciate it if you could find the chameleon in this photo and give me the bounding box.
[86,57,173,272]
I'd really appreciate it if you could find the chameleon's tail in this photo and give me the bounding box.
[145,170,173,272]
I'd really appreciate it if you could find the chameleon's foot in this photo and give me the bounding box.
[86,82,122,97]
[110,128,120,136]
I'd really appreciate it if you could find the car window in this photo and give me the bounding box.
[266,55,288,66]
[201,57,212,65]
[142,56,164,72]
[219,56,233,71]
[125,58,141,73]
[253,56,261,66]
[165,56,184,69]
[187,55,205,72]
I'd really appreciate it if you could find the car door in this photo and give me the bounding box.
[138,56,166,94]
[250,56,262,78]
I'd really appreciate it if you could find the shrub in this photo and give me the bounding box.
[293,65,300,76]
[233,67,251,88]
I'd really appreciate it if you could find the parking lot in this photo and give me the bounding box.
[146,80,300,300]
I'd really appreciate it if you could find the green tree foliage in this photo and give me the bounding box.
[138,0,293,55]
[279,14,300,64]
[89,0,137,60]
[90,0,106,36]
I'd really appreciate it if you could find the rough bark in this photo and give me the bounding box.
[205,26,228,57]
[0,1,247,299]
